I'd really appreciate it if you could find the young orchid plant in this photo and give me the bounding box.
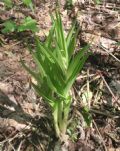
[21,11,89,139]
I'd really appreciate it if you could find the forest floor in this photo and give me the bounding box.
[0,0,120,151]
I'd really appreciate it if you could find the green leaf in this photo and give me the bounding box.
[20,59,41,83]
[81,107,92,126]
[67,36,76,61]
[95,0,101,4]
[22,0,34,11]
[66,23,79,61]
[35,51,65,97]
[54,12,68,69]
[28,39,66,98]
[21,58,54,100]
[115,42,120,45]
[35,37,66,79]
[66,22,75,47]
[66,0,73,6]
[32,83,54,107]
[17,17,38,32]
[3,0,13,8]
[64,46,90,94]
[31,51,59,94]
[2,20,17,33]
[67,45,89,78]
[45,24,55,48]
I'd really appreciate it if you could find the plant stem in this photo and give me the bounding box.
[60,98,72,135]
[53,97,72,139]
[53,102,60,137]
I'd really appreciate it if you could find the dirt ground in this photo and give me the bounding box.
[0,0,120,151]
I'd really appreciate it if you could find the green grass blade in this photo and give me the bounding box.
[25,44,61,95]
[67,36,76,61]
[35,37,66,78]
[45,23,55,48]
[52,45,67,75]
[67,45,89,78]
[64,45,90,94]
[67,27,79,61]
[66,22,75,47]
[65,54,89,94]
[32,51,62,95]
[35,37,54,63]
[55,12,68,68]
[33,41,66,96]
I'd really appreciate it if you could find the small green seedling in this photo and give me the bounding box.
[21,11,89,139]
[2,0,33,9]
[2,20,17,33]
[95,0,101,4]
[22,0,34,12]
[3,0,13,8]
[115,42,120,45]
[17,17,38,32]
[2,17,38,34]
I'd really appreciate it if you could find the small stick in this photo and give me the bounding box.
[90,109,119,118]
[101,74,120,106]
[93,120,107,151]
[87,69,90,109]
[100,44,120,63]
[76,73,96,80]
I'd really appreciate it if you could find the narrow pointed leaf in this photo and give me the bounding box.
[32,83,54,107]
[32,50,61,94]
[45,24,55,48]
[21,59,41,82]
[66,22,75,47]
[67,45,89,78]
[67,27,79,61]
[35,37,66,79]
[33,42,66,97]
[55,12,68,68]
[64,54,89,94]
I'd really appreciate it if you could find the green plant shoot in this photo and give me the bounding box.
[17,17,38,32]
[2,17,38,34]
[21,11,89,139]
[22,0,34,11]
[2,20,17,33]
[3,0,13,8]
